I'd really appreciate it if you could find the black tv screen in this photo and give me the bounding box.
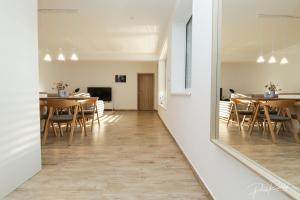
[87,87,112,101]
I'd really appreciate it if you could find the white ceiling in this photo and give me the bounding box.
[38,0,176,61]
[222,0,300,63]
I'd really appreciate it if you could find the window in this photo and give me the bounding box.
[159,59,167,107]
[169,0,192,95]
[185,16,192,89]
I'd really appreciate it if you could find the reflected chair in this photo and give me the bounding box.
[42,100,80,145]
[227,99,254,130]
[260,100,299,143]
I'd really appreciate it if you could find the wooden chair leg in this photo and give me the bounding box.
[290,120,300,143]
[275,122,282,135]
[42,119,51,145]
[95,104,101,126]
[91,115,94,131]
[58,122,63,137]
[82,119,87,136]
[68,106,78,146]
[78,120,82,128]
[233,103,241,131]
[227,104,233,126]
[264,106,277,143]
[41,119,46,133]
[68,123,76,146]
[241,115,246,126]
[249,105,259,135]
[42,108,53,145]
[51,122,58,137]
[66,123,69,134]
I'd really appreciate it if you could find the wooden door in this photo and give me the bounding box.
[138,74,154,111]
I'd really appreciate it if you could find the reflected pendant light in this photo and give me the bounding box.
[280,57,288,64]
[70,53,79,61]
[57,48,65,61]
[44,53,52,62]
[256,18,265,63]
[44,48,52,62]
[256,56,265,63]
[268,55,277,64]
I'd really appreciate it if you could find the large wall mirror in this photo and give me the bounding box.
[214,0,300,198]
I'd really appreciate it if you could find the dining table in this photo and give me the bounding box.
[39,96,103,145]
[232,96,300,143]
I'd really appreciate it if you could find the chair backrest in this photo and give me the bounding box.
[46,100,79,109]
[263,100,296,108]
[79,97,98,108]
[231,98,252,105]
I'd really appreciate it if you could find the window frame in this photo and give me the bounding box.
[185,16,193,89]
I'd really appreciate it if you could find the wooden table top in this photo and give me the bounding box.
[232,97,300,101]
[40,96,98,100]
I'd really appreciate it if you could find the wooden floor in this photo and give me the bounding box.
[219,120,300,190]
[5,111,209,200]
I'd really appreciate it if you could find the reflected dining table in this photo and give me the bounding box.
[232,97,300,144]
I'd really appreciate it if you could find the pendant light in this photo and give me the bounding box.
[256,18,265,63]
[280,57,288,64]
[70,52,79,61]
[57,48,65,61]
[268,54,277,64]
[44,49,52,62]
[44,54,52,62]
[256,56,265,63]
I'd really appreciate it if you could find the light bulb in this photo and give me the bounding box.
[280,57,288,65]
[268,55,277,64]
[44,53,52,62]
[70,53,79,61]
[256,56,265,63]
[57,53,65,61]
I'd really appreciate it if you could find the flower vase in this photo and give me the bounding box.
[269,90,276,98]
[58,90,65,97]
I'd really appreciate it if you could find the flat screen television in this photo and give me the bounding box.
[87,87,112,101]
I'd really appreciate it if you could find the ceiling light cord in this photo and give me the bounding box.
[258,13,291,65]
[268,20,277,64]
[256,18,265,63]
[280,18,289,65]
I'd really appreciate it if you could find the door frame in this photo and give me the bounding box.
[137,73,155,111]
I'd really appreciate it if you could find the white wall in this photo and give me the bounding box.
[158,0,291,199]
[39,61,158,110]
[0,1,41,199]
[221,59,300,98]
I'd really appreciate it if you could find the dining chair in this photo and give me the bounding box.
[40,100,60,136]
[227,99,254,130]
[79,97,100,131]
[42,100,80,145]
[260,100,299,144]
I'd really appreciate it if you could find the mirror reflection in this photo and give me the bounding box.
[218,0,300,191]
